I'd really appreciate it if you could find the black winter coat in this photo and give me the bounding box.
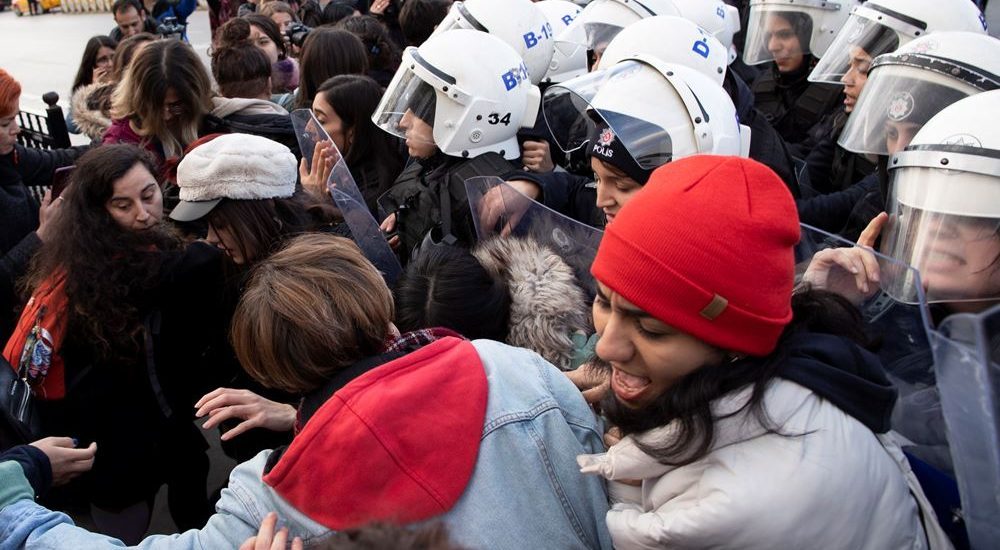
[0,145,81,342]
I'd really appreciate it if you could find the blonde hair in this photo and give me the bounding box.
[231,233,395,394]
[111,40,213,158]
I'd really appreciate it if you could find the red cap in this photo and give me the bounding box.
[592,155,800,356]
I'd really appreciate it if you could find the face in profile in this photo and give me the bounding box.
[207,221,247,265]
[765,14,805,74]
[399,108,438,159]
[841,46,872,113]
[591,156,641,226]
[313,91,351,154]
[105,162,164,232]
[592,282,723,409]
[0,107,19,156]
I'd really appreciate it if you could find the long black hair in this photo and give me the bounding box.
[600,287,872,466]
[72,35,117,92]
[314,74,403,205]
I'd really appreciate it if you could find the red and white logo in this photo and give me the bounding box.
[598,128,615,147]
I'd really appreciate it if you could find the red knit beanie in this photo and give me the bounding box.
[591,155,800,356]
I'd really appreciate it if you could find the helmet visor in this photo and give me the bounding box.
[809,12,900,84]
[544,61,695,169]
[880,164,1000,304]
[837,62,981,156]
[372,59,438,145]
[742,6,814,65]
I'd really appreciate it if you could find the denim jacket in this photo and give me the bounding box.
[0,340,612,550]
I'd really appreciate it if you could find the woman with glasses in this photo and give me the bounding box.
[67,36,117,140]
[103,40,214,166]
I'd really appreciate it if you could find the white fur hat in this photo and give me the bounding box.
[170,133,298,222]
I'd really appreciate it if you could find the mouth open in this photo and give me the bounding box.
[611,366,651,404]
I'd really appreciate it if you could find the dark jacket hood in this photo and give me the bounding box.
[777,330,897,434]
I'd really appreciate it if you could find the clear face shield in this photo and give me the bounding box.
[292,109,403,285]
[542,60,707,167]
[554,0,640,66]
[372,48,441,147]
[879,150,1000,305]
[808,7,903,84]
[837,59,987,155]
[741,3,815,65]
[465,176,604,297]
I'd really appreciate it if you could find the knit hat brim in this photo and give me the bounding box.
[169,198,223,222]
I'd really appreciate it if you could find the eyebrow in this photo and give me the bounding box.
[595,286,655,319]
[110,182,157,201]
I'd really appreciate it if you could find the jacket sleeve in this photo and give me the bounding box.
[0,453,274,550]
[15,145,85,189]
[796,175,878,233]
[509,171,603,228]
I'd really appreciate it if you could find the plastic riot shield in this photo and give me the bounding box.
[797,224,951,467]
[930,305,1000,549]
[291,109,401,285]
[465,176,603,297]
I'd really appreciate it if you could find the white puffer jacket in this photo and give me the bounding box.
[579,379,950,549]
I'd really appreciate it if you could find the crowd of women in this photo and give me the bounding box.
[1,0,999,548]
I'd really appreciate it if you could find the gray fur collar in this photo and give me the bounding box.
[474,237,590,370]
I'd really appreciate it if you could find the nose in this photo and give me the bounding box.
[8,119,19,136]
[840,66,855,87]
[594,180,615,209]
[135,205,151,224]
[767,33,782,54]
[399,109,414,131]
[206,226,221,246]
[594,312,633,364]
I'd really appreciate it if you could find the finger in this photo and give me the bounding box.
[858,247,881,285]
[388,235,400,249]
[195,393,242,418]
[269,527,288,550]
[219,417,264,441]
[239,537,257,550]
[581,381,609,404]
[291,537,304,550]
[44,436,78,448]
[298,158,308,180]
[41,189,52,207]
[202,405,255,431]
[255,513,279,550]
[195,387,231,409]
[857,212,889,249]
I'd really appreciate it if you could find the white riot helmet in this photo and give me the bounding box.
[838,32,1000,156]
[597,16,729,85]
[879,90,1000,304]
[543,57,750,183]
[742,0,863,65]
[809,0,988,84]
[666,0,741,64]
[432,0,555,85]
[373,30,542,160]
[555,0,682,61]
[536,0,589,84]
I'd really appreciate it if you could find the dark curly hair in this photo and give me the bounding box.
[25,145,181,361]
